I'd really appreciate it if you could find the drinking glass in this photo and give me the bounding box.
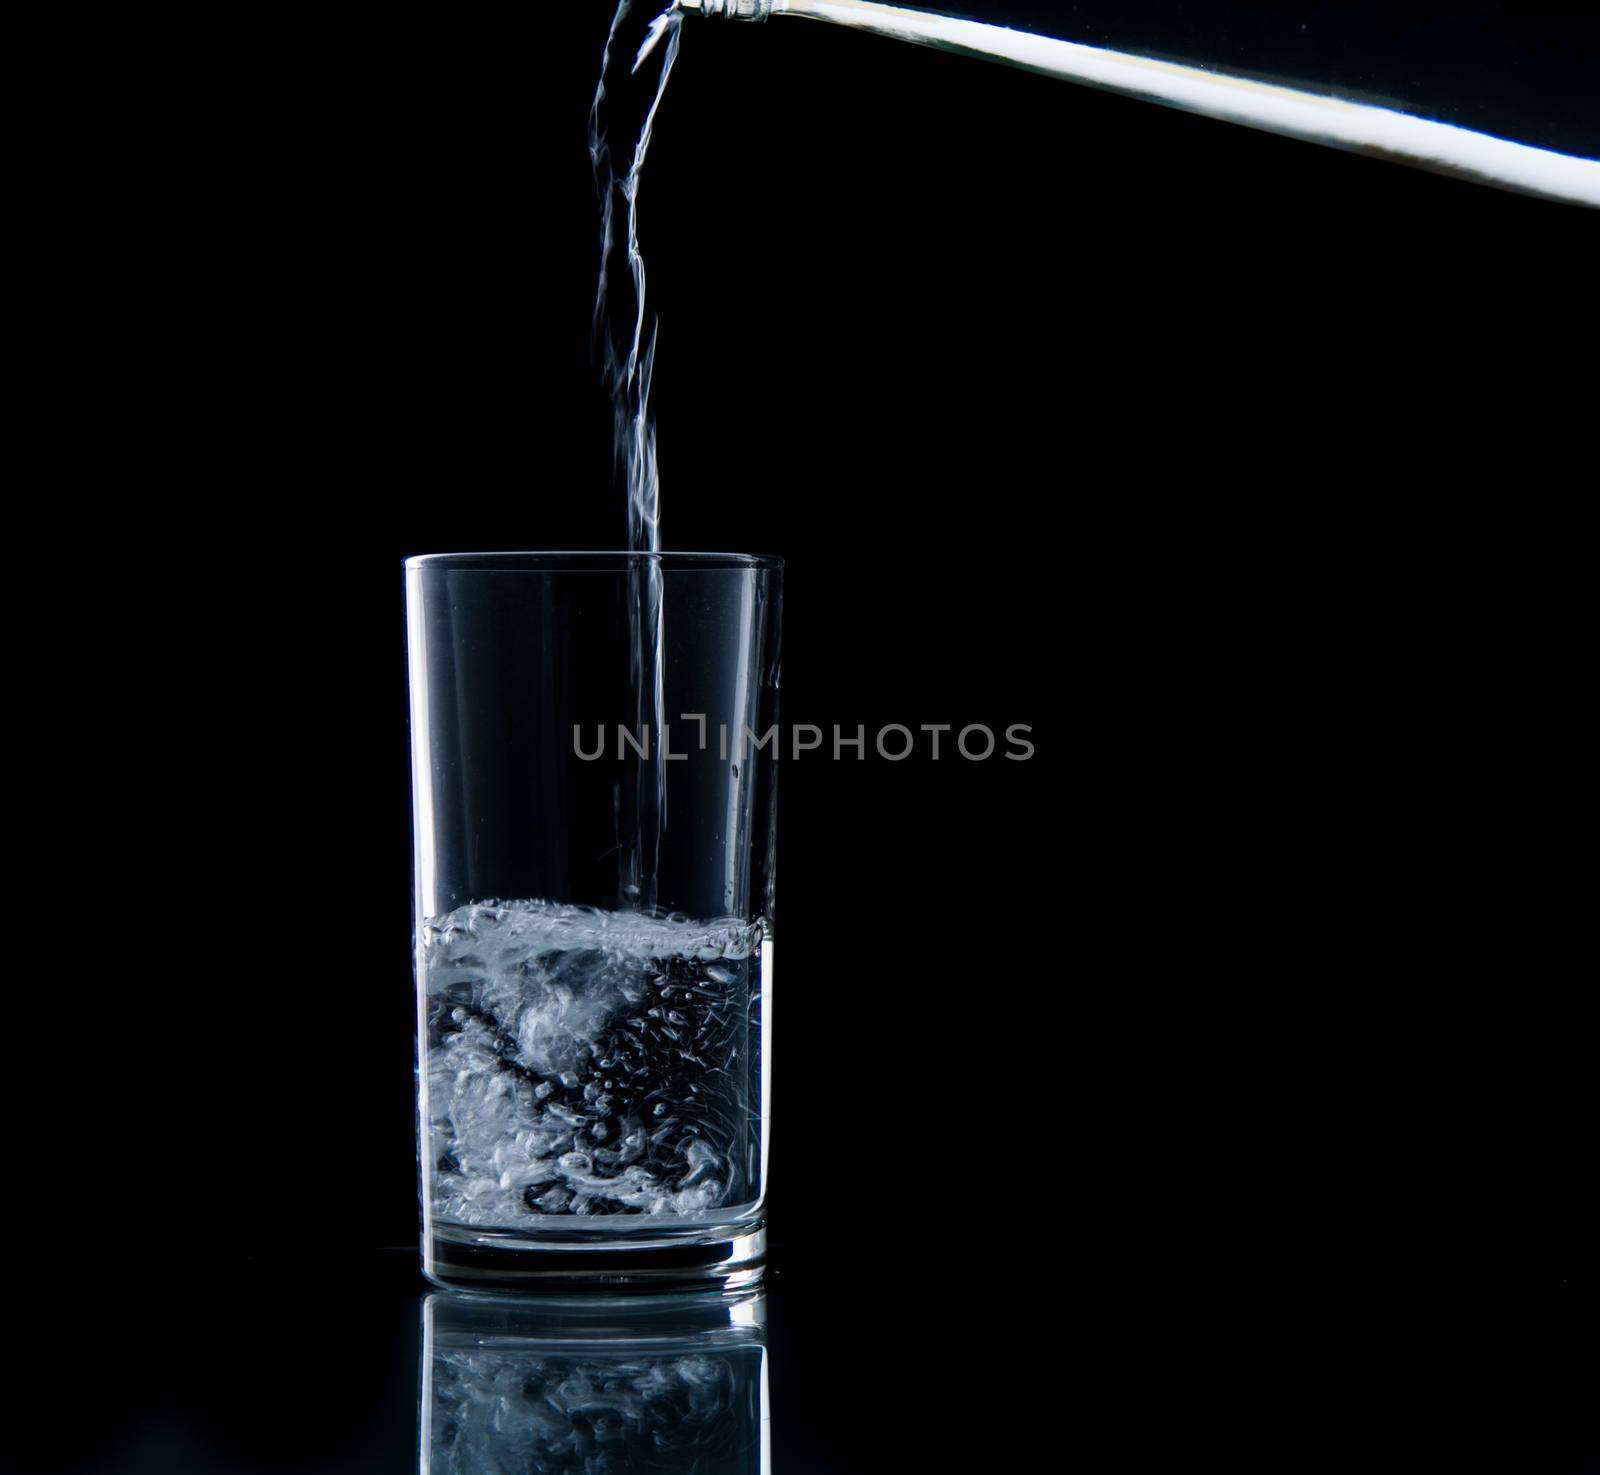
[406,552,782,1290]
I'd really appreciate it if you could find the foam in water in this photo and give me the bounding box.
[423,900,767,1231]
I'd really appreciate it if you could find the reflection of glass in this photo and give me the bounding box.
[421,1291,769,1474]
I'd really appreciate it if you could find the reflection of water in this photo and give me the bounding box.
[421,1291,768,1474]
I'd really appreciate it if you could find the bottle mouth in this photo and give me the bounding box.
[677,0,773,20]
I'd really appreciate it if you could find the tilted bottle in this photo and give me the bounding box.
[681,0,1600,207]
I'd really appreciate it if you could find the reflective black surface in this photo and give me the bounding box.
[7,1248,1596,1473]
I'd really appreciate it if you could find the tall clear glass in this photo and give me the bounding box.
[406,553,782,1291]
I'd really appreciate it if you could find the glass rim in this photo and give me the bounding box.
[405,550,783,573]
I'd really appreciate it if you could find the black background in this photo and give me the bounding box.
[14,3,1596,1472]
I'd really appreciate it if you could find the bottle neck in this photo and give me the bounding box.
[677,0,773,20]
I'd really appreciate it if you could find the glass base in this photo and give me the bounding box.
[423,1218,767,1294]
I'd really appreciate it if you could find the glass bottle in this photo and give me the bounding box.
[681,0,1600,206]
